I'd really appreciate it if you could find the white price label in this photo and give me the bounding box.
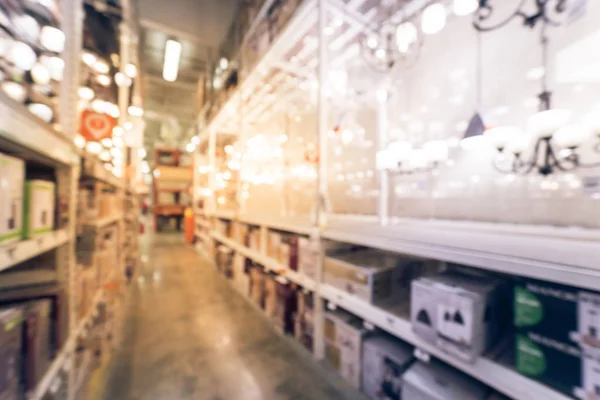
[414,348,431,363]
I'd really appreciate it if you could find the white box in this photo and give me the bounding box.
[402,361,488,400]
[0,153,24,243]
[23,180,55,238]
[325,310,368,389]
[362,334,414,400]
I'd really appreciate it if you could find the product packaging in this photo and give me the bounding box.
[275,281,297,335]
[295,289,314,352]
[411,271,510,363]
[22,300,52,391]
[362,333,414,400]
[0,153,24,243]
[23,180,55,239]
[0,307,23,400]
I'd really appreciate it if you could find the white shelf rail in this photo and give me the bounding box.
[0,230,70,273]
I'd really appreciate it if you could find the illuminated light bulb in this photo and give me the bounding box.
[107,103,120,118]
[124,122,133,130]
[86,141,102,154]
[113,136,124,147]
[9,42,36,71]
[395,22,418,53]
[91,99,108,113]
[280,134,288,143]
[138,148,147,158]
[553,124,592,149]
[217,196,226,205]
[423,140,449,162]
[110,147,122,157]
[452,0,478,16]
[228,160,240,170]
[12,15,39,42]
[78,86,94,100]
[125,63,137,78]
[128,105,144,117]
[191,136,200,145]
[99,150,111,161]
[367,36,378,49]
[376,149,396,170]
[185,143,196,152]
[40,26,65,52]
[96,74,111,86]
[104,163,113,171]
[219,58,228,69]
[1,81,27,103]
[101,137,113,147]
[375,48,386,60]
[27,103,53,122]
[223,171,232,180]
[484,126,523,151]
[113,126,124,137]
[40,56,64,81]
[81,51,97,67]
[224,145,233,154]
[388,141,413,162]
[93,59,110,74]
[74,135,86,149]
[421,3,447,35]
[527,109,572,139]
[341,129,353,145]
[30,62,51,85]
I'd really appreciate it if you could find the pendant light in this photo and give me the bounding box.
[421,3,447,35]
[453,0,478,16]
[12,15,40,43]
[31,62,51,85]
[93,59,110,74]
[81,51,97,67]
[115,72,132,87]
[9,42,37,71]
[40,55,64,81]
[78,86,94,100]
[125,63,137,78]
[1,81,27,102]
[96,74,111,86]
[27,103,53,122]
[40,26,65,52]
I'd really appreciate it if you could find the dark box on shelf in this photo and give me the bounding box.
[514,278,600,350]
[402,360,489,400]
[362,333,414,400]
[22,300,52,391]
[295,289,314,352]
[275,281,297,335]
[0,307,23,400]
[411,271,510,363]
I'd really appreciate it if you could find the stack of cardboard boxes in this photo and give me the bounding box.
[294,289,314,351]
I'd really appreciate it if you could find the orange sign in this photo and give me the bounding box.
[79,111,116,141]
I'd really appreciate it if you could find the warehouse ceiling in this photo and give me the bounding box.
[137,0,238,151]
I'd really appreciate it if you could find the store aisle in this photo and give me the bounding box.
[102,234,358,400]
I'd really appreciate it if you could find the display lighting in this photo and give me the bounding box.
[10,42,36,70]
[128,105,144,117]
[198,165,210,174]
[219,57,228,70]
[13,15,40,43]
[78,86,94,100]
[115,72,132,87]
[224,145,233,154]
[125,63,137,78]
[93,59,110,74]
[473,0,567,32]
[40,56,64,81]
[227,160,241,170]
[31,62,50,85]
[40,26,65,53]
[113,136,124,148]
[91,99,108,113]
[1,81,27,103]
[141,161,150,174]
[421,3,447,35]
[113,126,124,137]
[86,141,102,154]
[110,147,122,158]
[27,103,53,122]
[99,150,111,162]
[74,135,86,149]
[107,103,120,118]
[96,74,111,86]
[185,143,195,152]
[138,148,147,158]
[163,39,182,82]
[81,51,97,67]
[395,22,418,53]
[104,163,113,171]
[101,137,112,147]
[453,0,478,16]
[191,136,200,145]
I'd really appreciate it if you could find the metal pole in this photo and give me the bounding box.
[377,91,389,226]
[313,0,328,362]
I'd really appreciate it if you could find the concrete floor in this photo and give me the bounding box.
[102,233,360,400]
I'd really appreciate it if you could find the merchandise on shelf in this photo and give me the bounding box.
[0,308,23,400]
[232,254,250,295]
[21,300,52,391]
[411,271,510,363]
[249,264,266,307]
[234,222,248,244]
[275,280,297,335]
[264,274,278,318]
[298,237,319,280]
[402,361,489,400]
[0,153,24,243]
[286,235,299,271]
[514,278,600,398]
[216,219,232,238]
[324,310,369,390]
[266,231,281,260]
[78,188,97,221]
[361,333,414,400]
[324,249,431,306]
[247,226,261,251]
[23,180,55,238]
[294,289,314,352]
[216,245,234,278]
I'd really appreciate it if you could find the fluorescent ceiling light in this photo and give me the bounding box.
[163,39,182,82]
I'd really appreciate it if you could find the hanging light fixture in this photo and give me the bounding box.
[40,26,65,53]
[9,42,37,71]
[93,59,110,74]
[27,103,53,122]
[1,81,27,103]
[421,3,447,35]
[125,63,137,78]
[453,0,478,16]
[96,74,111,86]
[31,62,51,85]
[115,72,132,87]
[81,51,97,67]
[474,0,567,32]
[78,86,94,100]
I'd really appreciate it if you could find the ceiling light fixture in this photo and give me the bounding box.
[93,59,110,74]
[78,86,94,100]
[163,39,182,82]
[115,72,132,87]
[125,63,137,78]
[96,74,111,86]
[128,105,144,117]
[40,26,65,53]
[421,3,447,35]
[453,0,478,16]
[31,63,50,85]
[219,57,228,70]
[81,51,97,67]
[1,81,27,102]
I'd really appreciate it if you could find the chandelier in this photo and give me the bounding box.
[466,0,600,176]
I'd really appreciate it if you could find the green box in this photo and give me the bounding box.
[23,180,55,239]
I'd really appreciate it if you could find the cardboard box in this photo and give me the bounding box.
[324,249,425,306]
[264,275,278,318]
[287,236,299,271]
[23,180,55,238]
[0,307,23,400]
[22,300,52,391]
[298,237,318,280]
[295,289,314,351]
[515,331,595,398]
[216,246,233,278]
[362,333,414,400]
[247,226,261,250]
[411,271,509,363]
[325,310,369,389]
[402,361,488,400]
[515,278,600,350]
[275,281,297,334]
[266,231,281,260]
[0,153,24,243]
